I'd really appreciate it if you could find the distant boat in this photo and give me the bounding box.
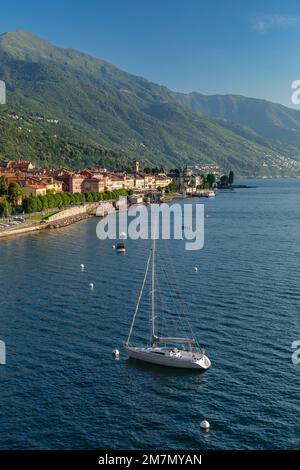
[116,242,126,253]
[125,227,211,371]
[194,189,216,198]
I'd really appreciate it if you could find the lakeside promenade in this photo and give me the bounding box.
[0,203,98,239]
[0,187,218,240]
[0,191,186,239]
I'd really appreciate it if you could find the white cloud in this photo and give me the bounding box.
[252,15,300,33]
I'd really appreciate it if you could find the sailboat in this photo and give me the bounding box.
[125,234,211,371]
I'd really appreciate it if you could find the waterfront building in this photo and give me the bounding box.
[0,159,177,199]
[22,184,47,197]
[25,176,63,193]
[108,174,126,190]
[142,173,156,189]
[134,174,145,189]
[68,174,85,193]
[54,170,85,193]
[41,178,63,193]
[82,177,105,193]
[155,175,172,188]
[124,174,135,190]
[129,194,144,204]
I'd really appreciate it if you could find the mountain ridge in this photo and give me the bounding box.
[1,29,300,176]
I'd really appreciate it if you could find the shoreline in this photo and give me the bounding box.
[160,192,184,203]
[0,195,183,239]
[0,210,94,240]
[0,187,239,240]
[0,221,46,239]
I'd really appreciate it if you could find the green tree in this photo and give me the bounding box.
[68,193,75,204]
[39,195,49,211]
[47,193,56,208]
[0,199,12,216]
[0,176,8,195]
[61,192,71,206]
[85,192,94,202]
[166,182,180,194]
[220,175,229,186]
[53,193,63,207]
[22,196,38,213]
[206,174,215,188]
[35,197,43,212]
[46,189,56,195]
[228,170,234,185]
[8,182,22,206]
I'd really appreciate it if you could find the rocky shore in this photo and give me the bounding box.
[47,213,93,229]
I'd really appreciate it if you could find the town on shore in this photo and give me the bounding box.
[0,159,234,222]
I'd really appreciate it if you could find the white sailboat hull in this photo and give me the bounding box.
[126,346,211,370]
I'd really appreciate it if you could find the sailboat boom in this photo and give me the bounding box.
[156,337,196,344]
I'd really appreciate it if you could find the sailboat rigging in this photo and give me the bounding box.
[125,233,211,371]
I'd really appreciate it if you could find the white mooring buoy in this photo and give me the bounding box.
[194,267,198,272]
[112,349,120,358]
[200,420,210,430]
[80,263,85,270]
[112,245,116,249]
[89,282,94,290]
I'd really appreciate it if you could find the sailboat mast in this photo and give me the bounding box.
[151,223,156,346]
[125,252,151,347]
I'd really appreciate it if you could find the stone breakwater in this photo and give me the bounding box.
[47,213,92,229]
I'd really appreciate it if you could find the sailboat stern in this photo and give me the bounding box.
[194,354,211,370]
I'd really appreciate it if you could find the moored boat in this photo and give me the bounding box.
[116,242,126,253]
[125,226,211,371]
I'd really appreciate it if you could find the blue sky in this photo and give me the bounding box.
[1,0,300,107]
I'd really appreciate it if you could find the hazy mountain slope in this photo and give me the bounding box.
[0,30,300,175]
[171,91,300,151]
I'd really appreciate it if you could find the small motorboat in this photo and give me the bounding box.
[116,242,126,253]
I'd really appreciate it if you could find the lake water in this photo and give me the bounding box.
[1,179,300,450]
